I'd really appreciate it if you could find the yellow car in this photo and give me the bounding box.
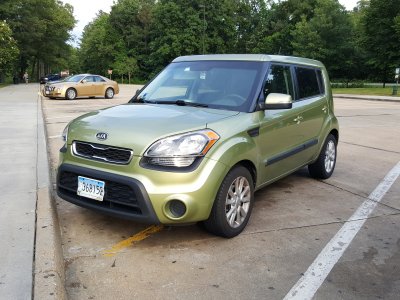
[43,74,119,100]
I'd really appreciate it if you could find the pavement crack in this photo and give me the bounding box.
[339,141,400,154]
[245,212,400,236]
[319,180,400,213]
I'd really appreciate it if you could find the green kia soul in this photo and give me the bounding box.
[57,54,339,238]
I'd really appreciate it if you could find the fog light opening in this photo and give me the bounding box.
[168,200,187,218]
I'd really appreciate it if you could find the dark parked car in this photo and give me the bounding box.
[40,74,62,84]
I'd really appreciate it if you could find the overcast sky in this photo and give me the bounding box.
[62,0,359,46]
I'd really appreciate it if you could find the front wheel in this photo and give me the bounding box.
[202,166,254,238]
[308,134,337,179]
[65,88,76,100]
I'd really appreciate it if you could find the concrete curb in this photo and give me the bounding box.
[333,94,400,103]
[34,90,67,299]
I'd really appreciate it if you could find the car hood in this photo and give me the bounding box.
[48,81,76,87]
[68,103,239,155]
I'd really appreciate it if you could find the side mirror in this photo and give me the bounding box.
[265,93,292,110]
[81,79,87,84]
[135,89,140,96]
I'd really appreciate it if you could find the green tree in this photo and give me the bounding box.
[0,0,75,80]
[290,0,354,79]
[109,0,155,78]
[79,12,118,75]
[361,0,400,86]
[148,0,203,76]
[0,21,19,79]
[113,55,138,83]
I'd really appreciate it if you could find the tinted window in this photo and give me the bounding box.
[95,76,106,82]
[263,64,294,99]
[316,70,325,94]
[295,67,321,99]
[84,76,96,82]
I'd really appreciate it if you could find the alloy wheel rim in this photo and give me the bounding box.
[107,89,113,98]
[225,176,251,228]
[324,140,336,173]
[68,90,75,99]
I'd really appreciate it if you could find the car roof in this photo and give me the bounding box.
[77,74,107,78]
[172,54,324,68]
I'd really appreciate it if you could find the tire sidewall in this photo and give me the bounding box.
[66,88,76,100]
[210,166,255,237]
[106,88,114,99]
[320,134,337,178]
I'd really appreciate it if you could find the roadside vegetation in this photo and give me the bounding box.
[1,0,400,89]
[333,87,399,96]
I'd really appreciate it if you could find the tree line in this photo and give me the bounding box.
[0,0,76,82]
[1,0,400,85]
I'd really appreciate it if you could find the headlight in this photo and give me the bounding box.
[143,130,220,168]
[61,124,69,142]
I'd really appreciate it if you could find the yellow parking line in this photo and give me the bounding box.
[103,225,164,257]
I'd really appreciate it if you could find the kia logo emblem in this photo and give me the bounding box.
[96,132,108,140]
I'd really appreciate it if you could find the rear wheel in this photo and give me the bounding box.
[65,88,76,100]
[105,88,114,99]
[308,134,337,179]
[203,166,254,238]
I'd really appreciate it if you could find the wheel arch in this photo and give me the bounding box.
[230,160,257,188]
[330,128,339,142]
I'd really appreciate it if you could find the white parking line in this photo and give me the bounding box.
[284,161,400,300]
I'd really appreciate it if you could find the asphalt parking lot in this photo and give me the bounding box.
[41,85,400,299]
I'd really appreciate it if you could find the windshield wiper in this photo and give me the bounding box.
[175,100,208,107]
[141,99,208,107]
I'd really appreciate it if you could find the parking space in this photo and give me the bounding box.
[41,87,400,299]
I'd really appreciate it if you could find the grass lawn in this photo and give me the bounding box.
[332,87,399,96]
[0,83,10,89]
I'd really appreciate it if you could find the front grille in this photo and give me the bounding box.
[73,141,133,164]
[58,171,141,212]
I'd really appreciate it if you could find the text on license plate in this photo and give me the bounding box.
[77,176,105,201]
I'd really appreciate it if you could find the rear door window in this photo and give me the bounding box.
[295,67,323,99]
[94,76,106,82]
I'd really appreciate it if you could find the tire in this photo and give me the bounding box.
[202,166,254,238]
[308,134,337,179]
[105,88,114,99]
[65,88,77,100]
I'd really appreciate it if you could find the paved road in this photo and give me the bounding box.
[41,87,400,299]
[1,83,399,299]
[0,83,41,299]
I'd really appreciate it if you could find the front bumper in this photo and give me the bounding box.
[57,163,160,223]
[43,87,65,98]
[57,148,229,224]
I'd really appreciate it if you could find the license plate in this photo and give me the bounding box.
[77,176,105,201]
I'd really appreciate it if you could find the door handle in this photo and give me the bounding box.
[294,116,303,124]
[322,106,327,113]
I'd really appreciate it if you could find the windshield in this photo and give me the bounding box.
[65,75,85,82]
[137,61,263,112]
